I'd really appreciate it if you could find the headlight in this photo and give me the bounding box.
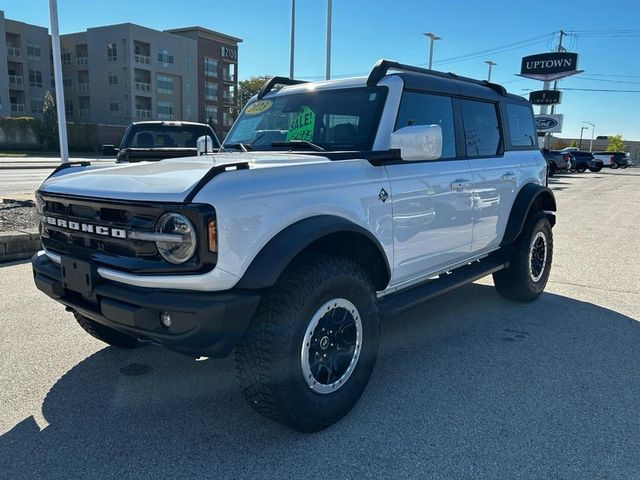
[155,213,197,264]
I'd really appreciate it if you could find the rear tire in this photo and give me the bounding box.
[610,161,619,169]
[576,165,587,173]
[493,210,553,303]
[74,313,140,348]
[588,166,602,172]
[235,255,380,432]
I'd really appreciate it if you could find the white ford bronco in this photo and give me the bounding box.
[32,60,556,432]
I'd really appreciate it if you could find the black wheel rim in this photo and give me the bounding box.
[301,298,362,394]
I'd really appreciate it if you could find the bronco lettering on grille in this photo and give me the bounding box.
[45,216,127,239]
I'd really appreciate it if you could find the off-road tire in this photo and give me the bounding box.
[610,161,619,169]
[235,255,380,432]
[588,166,602,172]
[493,210,553,303]
[576,165,587,173]
[74,312,141,348]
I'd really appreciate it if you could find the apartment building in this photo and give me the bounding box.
[0,11,52,118]
[167,26,242,136]
[60,23,199,126]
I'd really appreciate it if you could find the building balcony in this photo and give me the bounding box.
[10,103,25,114]
[223,95,235,105]
[136,109,152,119]
[135,54,151,65]
[76,56,88,67]
[7,46,21,58]
[135,82,152,93]
[9,75,24,86]
[78,109,90,117]
[78,83,90,93]
[223,74,235,83]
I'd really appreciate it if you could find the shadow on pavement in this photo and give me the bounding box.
[2,284,639,479]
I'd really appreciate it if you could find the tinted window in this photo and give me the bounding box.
[460,99,501,157]
[395,92,456,159]
[123,125,219,149]
[506,103,536,147]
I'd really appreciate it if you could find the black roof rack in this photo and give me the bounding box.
[257,76,308,99]
[366,59,507,96]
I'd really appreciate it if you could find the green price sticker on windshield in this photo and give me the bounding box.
[286,106,316,142]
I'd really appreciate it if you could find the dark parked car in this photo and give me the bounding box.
[592,151,629,169]
[541,149,571,176]
[103,121,221,163]
[569,151,603,173]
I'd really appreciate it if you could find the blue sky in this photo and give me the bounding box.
[2,0,639,139]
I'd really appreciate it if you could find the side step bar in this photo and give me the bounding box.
[379,253,509,318]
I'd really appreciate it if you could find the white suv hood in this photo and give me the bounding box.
[39,153,331,202]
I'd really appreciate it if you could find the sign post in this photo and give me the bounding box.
[49,0,69,163]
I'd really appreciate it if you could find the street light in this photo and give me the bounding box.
[289,0,295,79]
[423,32,441,69]
[584,122,595,152]
[484,60,497,82]
[326,0,332,80]
[579,126,589,150]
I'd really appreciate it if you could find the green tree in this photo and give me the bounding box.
[41,90,59,150]
[239,76,270,108]
[607,134,626,152]
[569,140,578,148]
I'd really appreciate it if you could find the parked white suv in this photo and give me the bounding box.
[32,60,556,432]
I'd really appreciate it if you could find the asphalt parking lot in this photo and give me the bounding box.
[1,168,639,479]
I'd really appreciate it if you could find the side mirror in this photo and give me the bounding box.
[390,125,442,161]
[101,144,118,156]
[197,135,215,155]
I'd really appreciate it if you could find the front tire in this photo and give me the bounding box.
[589,166,602,172]
[493,210,553,303]
[74,313,141,348]
[610,161,619,169]
[235,255,380,432]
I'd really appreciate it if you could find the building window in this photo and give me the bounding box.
[205,82,218,101]
[109,98,120,114]
[224,85,236,104]
[157,49,174,66]
[107,43,117,62]
[186,105,193,120]
[223,108,236,126]
[205,105,218,122]
[27,42,41,60]
[157,101,174,120]
[62,48,72,66]
[157,75,174,94]
[30,97,44,114]
[108,72,118,86]
[459,99,502,157]
[204,57,218,77]
[185,80,192,95]
[29,70,43,88]
[64,100,74,116]
[63,77,72,88]
[223,63,236,81]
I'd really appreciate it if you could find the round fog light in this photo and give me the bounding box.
[160,311,172,328]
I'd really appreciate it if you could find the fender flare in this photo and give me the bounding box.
[500,183,556,247]
[235,215,391,290]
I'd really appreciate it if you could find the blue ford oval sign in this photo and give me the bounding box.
[535,114,563,133]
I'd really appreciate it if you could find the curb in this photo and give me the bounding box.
[0,228,41,264]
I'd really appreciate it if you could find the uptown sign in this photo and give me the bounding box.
[519,52,582,81]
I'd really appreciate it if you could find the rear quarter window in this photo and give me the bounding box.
[506,103,536,148]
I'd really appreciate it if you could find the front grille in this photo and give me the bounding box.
[37,192,216,275]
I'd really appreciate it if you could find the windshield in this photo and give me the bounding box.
[225,86,387,151]
[122,124,219,149]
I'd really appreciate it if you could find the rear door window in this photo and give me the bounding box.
[459,99,502,157]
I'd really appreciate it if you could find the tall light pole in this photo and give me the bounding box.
[423,32,441,69]
[325,0,332,80]
[49,0,69,162]
[579,126,589,150]
[289,0,295,79]
[484,60,497,82]
[584,121,595,152]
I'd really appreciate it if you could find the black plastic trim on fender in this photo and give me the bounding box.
[235,215,391,290]
[47,161,91,179]
[183,161,250,204]
[500,183,557,247]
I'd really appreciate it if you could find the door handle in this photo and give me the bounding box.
[501,172,517,183]
[450,179,472,191]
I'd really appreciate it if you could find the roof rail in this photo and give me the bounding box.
[366,59,507,96]
[257,76,308,99]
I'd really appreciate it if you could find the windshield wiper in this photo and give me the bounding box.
[221,143,251,152]
[271,141,325,152]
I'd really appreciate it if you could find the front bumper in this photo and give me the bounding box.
[32,253,261,358]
